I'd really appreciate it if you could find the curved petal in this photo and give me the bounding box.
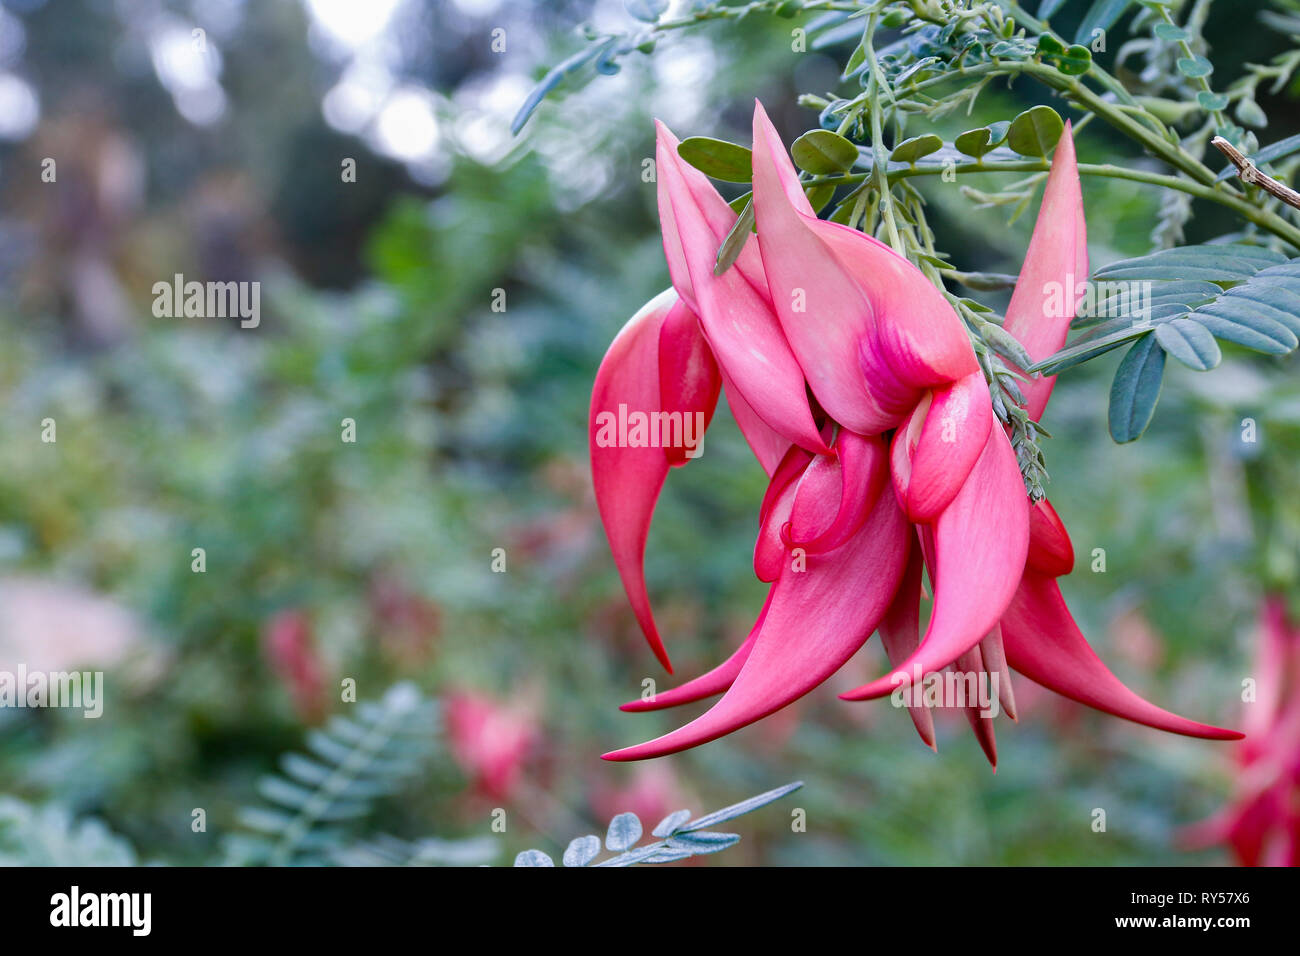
[754,457,803,583]
[841,425,1030,700]
[875,534,936,750]
[1000,572,1243,740]
[721,369,790,477]
[955,645,998,770]
[590,289,710,672]
[619,590,774,713]
[656,122,829,455]
[751,102,974,434]
[1026,498,1075,577]
[980,624,1018,721]
[658,302,721,466]
[890,371,994,522]
[1003,122,1088,421]
[786,430,887,554]
[603,483,911,760]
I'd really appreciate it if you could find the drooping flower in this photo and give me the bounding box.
[590,101,1239,763]
[1182,597,1300,865]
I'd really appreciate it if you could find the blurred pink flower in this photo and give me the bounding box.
[1183,597,1300,865]
[590,763,691,828]
[445,691,537,801]
[262,610,327,723]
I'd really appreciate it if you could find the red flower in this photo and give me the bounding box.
[591,103,1238,763]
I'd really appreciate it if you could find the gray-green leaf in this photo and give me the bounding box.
[562,835,601,867]
[1108,333,1166,443]
[1154,318,1222,370]
[605,812,643,852]
[514,849,555,867]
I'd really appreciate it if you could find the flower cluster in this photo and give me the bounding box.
[589,102,1239,764]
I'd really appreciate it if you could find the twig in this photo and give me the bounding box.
[1212,136,1300,210]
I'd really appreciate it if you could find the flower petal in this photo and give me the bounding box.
[656,122,829,455]
[875,535,936,750]
[752,102,975,433]
[658,302,721,466]
[890,371,993,522]
[980,624,1018,721]
[841,425,1029,700]
[590,289,703,672]
[1000,571,1243,740]
[721,369,791,477]
[954,645,998,770]
[1026,498,1074,576]
[603,484,911,760]
[1003,122,1088,421]
[786,430,887,554]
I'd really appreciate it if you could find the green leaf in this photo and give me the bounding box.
[511,39,616,134]
[1080,279,1221,328]
[1177,55,1213,78]
[954,121,1010,158]
[1055,44,1093,75]
[1094,244,1288,281]
[1197,91,1229,112]
[1075,0,1134,45]
[562,835,601,867]
[678,781,804,832]
[1108,333,1166,443]
[666,831,742,854]
[652,809,693,837]
[1038,0,1069,19]
[1154,318,1222,369]
[624,0,668,22]
[677,137,753,183]
[514,849,555,867]
[1190,288,1300,354]
[890,134,944,164]
[1235,98,1268,128]
[727,190,752,214]
[1152,23,1188,40]
[1215,133,1300,181]
[806,182,836,213]
[1007,105,1065,157]
[981,322,1034,369]
[605,812,643,852]
[1028,324,1152,375]
[791,129,860,174]
[714,199,754,276]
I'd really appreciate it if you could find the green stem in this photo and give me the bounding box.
[864,13,904,254]
[805,160,1300,248]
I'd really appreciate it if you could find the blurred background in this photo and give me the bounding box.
[0,0,1297,866]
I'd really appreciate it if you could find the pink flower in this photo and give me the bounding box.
[590,764,691,829]
[263,610,328,723]
[1182,597,1300,865]
[445,691,536,801]
[591,102,1239,763]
